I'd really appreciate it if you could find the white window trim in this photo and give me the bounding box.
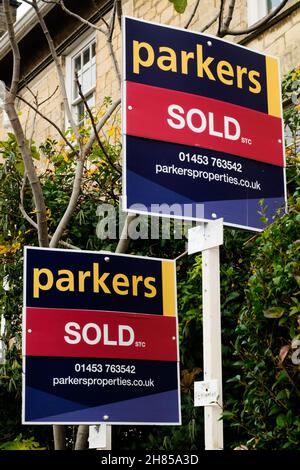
[0,98,11,130]
[65,32,96,129]
[247,0,268,26]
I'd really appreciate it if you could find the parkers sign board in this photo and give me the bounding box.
[23,247,180,425]
[123,17,286,231]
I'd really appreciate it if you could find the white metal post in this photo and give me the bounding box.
[202,246,223,450]
[188,219,224,450]
[89,424,112,450]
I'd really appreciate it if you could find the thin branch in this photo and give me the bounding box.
[223,0,289,36]
[115,213,138,253]
[49,157,85,247]
[17,94,78,155]
[217,0,226,36]
[57,0,108,34]
[57,239,81,250]
[4,0,20,96]
[108,0,117,39]
[185,0,201,29]
[55,0,121,85]
[53,426,66,451]
[19,176,80,250]
[37,85,59,106]
[31,0,80,141]
[100,16,110,29]
[84,98,121,156]
[75,74,121,174]
[20,171,28,209]
[201,12,219,33]
[106,2,121,84]
[74,425,89,450]
[29,91,38,147]
[175,250,188,261]
[50,98,121,248]
[116,0,122,29]
[3,0,49,248]
[108,39,121,84]
[25,86,39,149]
[222,0,236,32]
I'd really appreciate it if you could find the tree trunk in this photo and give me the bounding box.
[53,425,66,450]
[75,425,89,450]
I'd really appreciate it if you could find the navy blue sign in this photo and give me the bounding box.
[123,16,286,231]
[125,17,268,114]
[126,136,285,230]
[23,247,180,425]
[25,357,179,424]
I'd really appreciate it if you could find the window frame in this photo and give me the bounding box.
[65,33,96,128]
[247,0,283,25]
[0,97,11,130]
[247,0,268,26]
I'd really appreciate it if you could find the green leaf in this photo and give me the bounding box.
[276,414,287,428]
[268,405,282,416]
[169,0,188,13]
[263,306,285,318]
[272,370,287,390]
[31,145,40,160]
[222,410,235,420]
[15,160,25,175]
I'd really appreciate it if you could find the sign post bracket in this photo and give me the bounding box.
[188,219,224,450]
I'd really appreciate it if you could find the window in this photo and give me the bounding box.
[267,0,282,12]
[247,0,283,26]
[66,36,96,126]
[0,97,11,130]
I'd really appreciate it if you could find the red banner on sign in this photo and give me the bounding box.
[126,81,283,167]
[25,307,178,361]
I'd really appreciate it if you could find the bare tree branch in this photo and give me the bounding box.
[100,16,110,29]
[4,5,20,95]
[30,0,80,142]
[107,1,121,84]
[115,213,138,253]
[53,0,121,85]
[74,425,89,450]
[107,38,121,85]
[222,0,289,36]
[116,0,122,29]
[50,96,121,248]
[185,0,201,29]
[22,87,43,146]
[3,0,49,248]
[49,159,85,248]
[28,92,38,147]
[19,174,80,250]
[222,0,236,32]
[108,0,117,39]
[17,93,78,155]
[57,0,108,34]
[75,74,121,174]
[83,98,121,156]
[36,84,59,106]
[24,1,121,250]
[53,426,67,451]
[201,12,219,33]
[217,0,226,36]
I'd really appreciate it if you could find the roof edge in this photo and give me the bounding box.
[0,0,55,61]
